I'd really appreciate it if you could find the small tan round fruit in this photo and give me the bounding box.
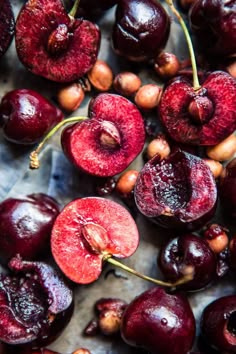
[202,158,224,179]
[99,309,122,335]
[72,349,91,354]
[116,170,139,195]
[113,72,142,96]
[88,60,113,91]
[206,134,236,161]
[154,52,180,79]
[204,224,229,254]
[147,134,171,160]
[134,84,162,110]
[226,61,236,79]
[57,83,85,111]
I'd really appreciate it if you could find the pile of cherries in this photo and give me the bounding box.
[0,0,236,353]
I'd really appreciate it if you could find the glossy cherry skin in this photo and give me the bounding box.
[201,295,236,352]
[158,234,217,291]
[121,287,196,354]
[112,0,170,62]
[219,158,236,219]
[0,89,63,145]
[189,0,236,58]
[0,194,60,264]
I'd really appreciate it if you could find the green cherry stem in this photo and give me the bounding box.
[164,0,201,91]
[69,0,81,18]
[105,256,193,288]
[29,116,88,169]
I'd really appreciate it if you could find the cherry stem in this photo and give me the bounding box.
[29,116,87,169]
[105,256,193,288]
[69,0,80,18]
[164,0,201,91]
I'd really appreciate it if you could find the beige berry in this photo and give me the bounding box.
[226,61,236,79]
[57,83,85,111]
[134,84,162,110]
[72,349,91,354]
[154,52,180,79]
[116,170,139,195]
[99,309,122,335]
[113,72,142,96]
[206,134,236,161]
[88,60,113,91]
[204,224,229,254]
[202,158,224,179]
[147,134,171,160]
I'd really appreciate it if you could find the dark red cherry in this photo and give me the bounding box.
[0,89,64,145]
[0,256,73,347]
[0,193,60,264]
[201,295,236,352]
[0,0,15,58]
[219,158,236,219]
[112,0,170,62]
[189,0,236,59]
[158,234,217,291]
[121,287,196,354]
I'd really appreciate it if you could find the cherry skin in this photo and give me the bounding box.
[201,295,236,352]
[0,0,15,58]
[121,287,196,354]
[0,89,64,145]
[158,234,217,291]
[112,0,170,62]
[0,193,60,265]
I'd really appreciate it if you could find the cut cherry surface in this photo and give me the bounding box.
[0,89,64,145]
[51,197,139,284]
[0,0,14,58]
[134,150,217,230]
[0,193,60,264]
[61,93,145,177]
[112,0,170,62]
[121,287,196,354]
[0,256,73,347]
[159,71,236,145]
[15,0,101,82]
[201,295,236,352]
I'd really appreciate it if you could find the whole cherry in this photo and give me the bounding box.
[0,89,64,145]
[112,0,170,62]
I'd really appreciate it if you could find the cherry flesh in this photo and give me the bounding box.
[51,197,139,284]
[121,287,196,354]
[159,71,236,145]
[112,0,170,62]
[61,93,145,177]
[0,256,73,347]
[0,89,64,145]
[158,234,217,291]
[0,193,60,264]
[0,0,15,58]
[201,295,236,352]
[134,150,217,231]
[15,0,101,82]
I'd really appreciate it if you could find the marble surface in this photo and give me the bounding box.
[0,1,236,353]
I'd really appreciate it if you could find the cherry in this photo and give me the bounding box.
[134,150,217,231]
[0,0,14,58]
[121,287,196,354]
[112,0,170,62]
[0,89,64,145]
[219,158,236,219]
[0,256,73,347]
[158,234,217,291]
[0,194,59,265]
[201,295,236,352]
[15,0,101,82]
